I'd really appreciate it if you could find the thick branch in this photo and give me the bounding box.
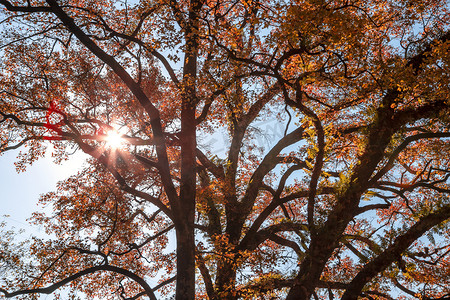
[341,205,450,299]
[0,265,157,300]
[241,222,308,251]
[240,126,306,215]
[369,132,450,184]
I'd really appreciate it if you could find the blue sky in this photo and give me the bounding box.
[1,148,87,234]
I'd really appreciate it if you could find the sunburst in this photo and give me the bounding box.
[104,130,125,149]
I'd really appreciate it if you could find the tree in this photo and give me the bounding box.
[0,0,449,299]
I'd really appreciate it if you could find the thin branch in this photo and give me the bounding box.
[0,0,51,12]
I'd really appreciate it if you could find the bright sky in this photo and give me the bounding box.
[0,147,88,234]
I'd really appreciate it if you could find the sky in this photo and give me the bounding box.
[0,147,88,235]
[0,147,88,299]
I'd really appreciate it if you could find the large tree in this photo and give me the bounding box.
[0,0,449,299]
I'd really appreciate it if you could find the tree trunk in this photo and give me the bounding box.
[175,224,196,300]
[175,0,200,296]
[175,93,197,299]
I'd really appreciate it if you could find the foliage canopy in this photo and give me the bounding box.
[0,0,449,299]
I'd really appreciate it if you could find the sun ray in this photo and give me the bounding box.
[104,130,125,149]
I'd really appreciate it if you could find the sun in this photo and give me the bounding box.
[104,130,125,149]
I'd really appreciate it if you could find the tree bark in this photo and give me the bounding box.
[175,224,196,300]
[174,0,200,298]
